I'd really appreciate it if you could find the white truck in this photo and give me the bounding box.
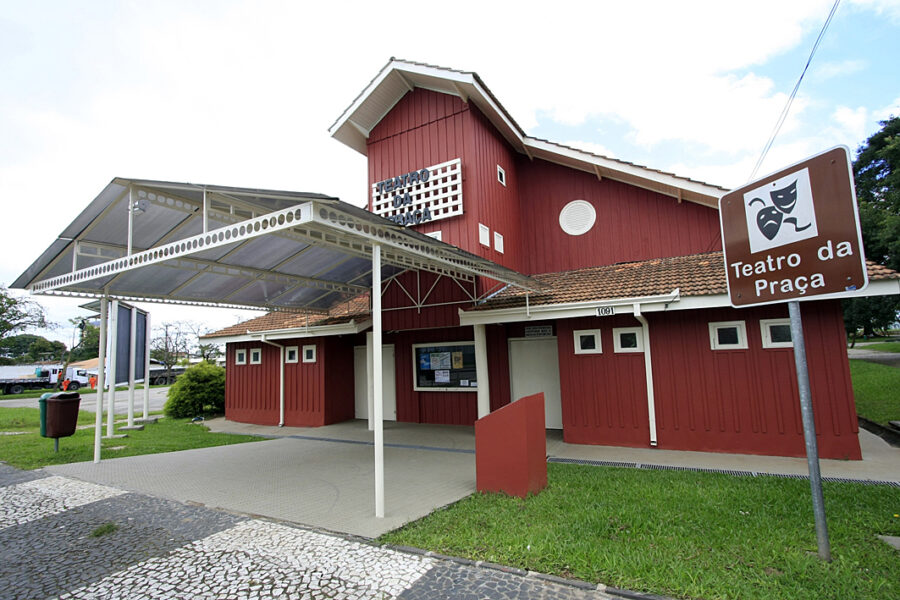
[0,366,91,395]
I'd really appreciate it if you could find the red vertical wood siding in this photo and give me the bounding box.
[556,317,651,447]
[323,336,355,424]
[381,270,473,331]
[225,342,280,425]
[649,301,860,459]
[517,158,722,273]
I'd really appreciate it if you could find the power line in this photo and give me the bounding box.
[747,0,842,182]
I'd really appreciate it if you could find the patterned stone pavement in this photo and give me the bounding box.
[0,465,618,600]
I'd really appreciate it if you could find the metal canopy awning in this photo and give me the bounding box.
[14,178,540,309]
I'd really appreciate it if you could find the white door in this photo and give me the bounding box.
[354,345,397,420]
[508,337,563,429]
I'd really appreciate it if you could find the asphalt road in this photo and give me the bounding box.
[0,386,171,414]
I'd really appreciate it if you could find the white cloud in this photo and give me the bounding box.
[813,59,867,80]
[874,96,900,120]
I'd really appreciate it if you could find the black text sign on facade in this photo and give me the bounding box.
[719,146,868,307]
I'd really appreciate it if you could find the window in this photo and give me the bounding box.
[478,223,490,246]
[302,345,317,363]
[494,232,504,253]
[250,347,262,364]
[761,319,793,348]
[425,230,442,241]
[708,321,748,350]
[235,348,247,365]
[285,346,298,363]
[613,327,644,353]
[413,342,477,391]
[497,165,506,186]
[573,329,602,354]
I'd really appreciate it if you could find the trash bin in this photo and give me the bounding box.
[41,392,81,439]
[38,393,54,438]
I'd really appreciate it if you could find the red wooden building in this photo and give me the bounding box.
[206,59,900,460]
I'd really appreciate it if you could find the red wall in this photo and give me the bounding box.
[517,159,723,273]
[225,337,355,427]
[381,270,472,331]
[554,301,860,459]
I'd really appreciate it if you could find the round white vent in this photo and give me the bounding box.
[559,200,596,236]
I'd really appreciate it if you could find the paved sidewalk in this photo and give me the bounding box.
[0,465,613,600]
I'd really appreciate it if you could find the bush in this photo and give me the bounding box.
[163,362,226,418]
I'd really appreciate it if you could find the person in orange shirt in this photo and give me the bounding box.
[89,375,97,390]
[61,378,70,391]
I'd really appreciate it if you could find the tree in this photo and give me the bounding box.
[68,322,100,362]
[151,322,191,381]
[0,334,42,360]
[0,287,48,342]
[27,338,67,363]
[843,116,900,339]
[163,361,226,418]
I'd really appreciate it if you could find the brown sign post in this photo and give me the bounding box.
[719,146,868,562]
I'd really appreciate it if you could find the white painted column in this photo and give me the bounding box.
[372,244,384,518]
[142,312,150,420]
[366,331,374,431]
[107,301,119,437]
[633,303,658,446]
[474,324,491,419]
[93,298,108,463]
[278,345,285,427]
[127,307,136,427]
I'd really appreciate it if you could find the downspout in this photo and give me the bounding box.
[260,334,286,427]
[633,303,658,447]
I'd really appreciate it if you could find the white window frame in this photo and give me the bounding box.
[285,346,299,363]
[478,223,490,247]
[235,348,247,365]
[573,329,602,354]
[497,165,506,186]
[249,347,262,364]
[302,344,317,363]
[493,231,504,254]
[613,327,644,353]
[760,319,793,349]
[709,321,748,350]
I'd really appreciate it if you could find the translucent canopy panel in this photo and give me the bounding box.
[15,178,540,313]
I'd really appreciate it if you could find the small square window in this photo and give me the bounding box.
[573,329,602,354]
[613,327,644,353]
[285,346,298,363]
[761,319,793,348]
[478,223,490,247]
[709,321,748,350]
[494,232,504,253]
[302,344,317,363]
[497,165,506,186]
[235,348,246,365]
[250,347,262,364]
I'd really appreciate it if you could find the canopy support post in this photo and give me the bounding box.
[127,307,136,427]
[373,243,384,518]
[474,324,490,419]
[93,297,108,463]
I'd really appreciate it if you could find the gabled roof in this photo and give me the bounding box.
[330,58,728,208]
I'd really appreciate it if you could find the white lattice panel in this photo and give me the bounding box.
[371,158,463,226]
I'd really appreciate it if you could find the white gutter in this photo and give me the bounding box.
[633,303,658,447]
[459,290,681,325]
[259,334,285,427]
[203,319,371,345]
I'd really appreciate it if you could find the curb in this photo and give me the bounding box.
[858,416,900,448]
[383,543,675,599]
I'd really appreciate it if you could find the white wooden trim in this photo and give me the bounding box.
[235,348,247,365]
[760,318,793,348]
[573,329,602,354]
[285,346,299,363]
[302,344,317,363]
[709,321,748,350]
[249,347,262,364]
[613,327,644,353]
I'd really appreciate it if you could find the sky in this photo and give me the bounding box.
[1,0,899,347]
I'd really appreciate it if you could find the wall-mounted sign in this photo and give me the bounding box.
[597,306,615,317]
[371,158,463,227]
[524,325,553,337]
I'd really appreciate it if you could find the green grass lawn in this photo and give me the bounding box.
[0,406,264,470]
[859,342,900,354]
[380,463,900,600]
[849,359,900,425]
